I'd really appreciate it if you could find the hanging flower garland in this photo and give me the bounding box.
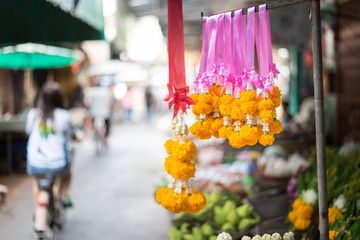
[156,113,207,214]
[156,0,206,214]
[190,5,283,148]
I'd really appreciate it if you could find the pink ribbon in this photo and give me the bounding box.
[164,85,195,119]
[233,9,246,96]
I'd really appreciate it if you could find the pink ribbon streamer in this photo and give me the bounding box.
[233,9,246,96]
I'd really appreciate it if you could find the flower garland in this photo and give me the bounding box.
[156,113,207,214]
[241,231,295,240]
[190,9,283,149]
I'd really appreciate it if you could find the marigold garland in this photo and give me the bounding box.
[288,197,314,231]
[156,113,207,214]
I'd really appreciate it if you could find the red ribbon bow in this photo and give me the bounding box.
[164,85,194,119]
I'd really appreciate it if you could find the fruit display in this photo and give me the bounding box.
[168,191,259,240]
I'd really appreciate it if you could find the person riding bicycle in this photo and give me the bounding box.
[86,81,114,147]
[26,82,74,234]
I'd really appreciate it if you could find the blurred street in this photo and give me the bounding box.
[0,121,171,240]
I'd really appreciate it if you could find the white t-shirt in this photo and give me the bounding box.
[26,108,73,169]
[88,86,113,119]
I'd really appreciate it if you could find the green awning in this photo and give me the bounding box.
[0,0,104,44]
[0,43,81,69]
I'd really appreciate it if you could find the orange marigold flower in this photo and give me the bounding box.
[228,132,246,148]
[171,141,197,162]
[198,93,213,104]
[189,121,212,139]
[220,95,234,105]
[211,118,223,138]
[155,187,168,204]
[294,218,311,230]
[239,125,258,145]
[269,119,283,135]
[190,93,199,103]
[164,139,178,155]
[329,231,339,240]
[292,199,304,209]
[196,102,213,115]
[258,99,274,111]
[240,90,256,102]
[297,204,314,219]
[269,86,282,107]
[219,104,232,116]
[259,134,274,146]
[240,101,258,116]
[185,190,207,214]
[259,110,275,123]
[164,156,196,179]
[218,126,234,138]
[212,95,221,109]
[328,207,342,226]
[230,107,245,120]
[288,210,298,223]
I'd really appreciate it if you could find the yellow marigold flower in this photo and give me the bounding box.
[259,134,274,146]
[288,210,298,223]
[229,132,246,148]
[211,118,223,138]
[294,218,311,230]
[161,189,186,213]
[155,187,168,204]
[171,141,197,162]
[198,93,213,104]
[259,109,275,123]
[195,102,213,115]
[209,85,223,96]
[292,199,304,209]
[212,95,221,108]
[186,190,207,214]
[189,121,212,139]
[219,103,232,116]
[164,139,177,155]
[190,93,199,103]
[258,99,274,111]
[328,207,342,226]
[164,156,196,179]
[239,125,258,146]
[269,86,282,107]
[240,90,256,102]
[218,126,234,138]
[329,231,339,240]
[230,106,245,120]
[298,204,313,219]
[220,95,234,105]
[240,101,258,116]
[191,104,201,115]
[269,119,283,135]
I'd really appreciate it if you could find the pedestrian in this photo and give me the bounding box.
[145,86,155,123]
[26,82,74,232]
[86,80,114,145]
[121,86,134,123]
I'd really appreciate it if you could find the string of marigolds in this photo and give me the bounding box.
[156,113,207,214]
[190,73,283,148]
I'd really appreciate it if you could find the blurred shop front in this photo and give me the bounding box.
[0,0,104,174]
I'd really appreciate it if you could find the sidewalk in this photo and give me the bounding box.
[0,120,172,240]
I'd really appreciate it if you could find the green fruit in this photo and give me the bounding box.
[221,222,236,232]
[192,227,204,240]
[183,234,195,240]
[237,218,260,231]
[226,211,240,226]
[214,206,227,225]
[168,227,183,240]
[236,204,253,218]
[201,223,214,236]
[222,200,236,214]
[208,191,222,205]
[180,223,190,233]
[209,236,217,240]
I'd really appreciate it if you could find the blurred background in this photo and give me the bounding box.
[0,0,359,239]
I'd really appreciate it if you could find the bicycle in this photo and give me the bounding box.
[34,175,64,240]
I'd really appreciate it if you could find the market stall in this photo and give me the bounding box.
[152,0,351,239]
